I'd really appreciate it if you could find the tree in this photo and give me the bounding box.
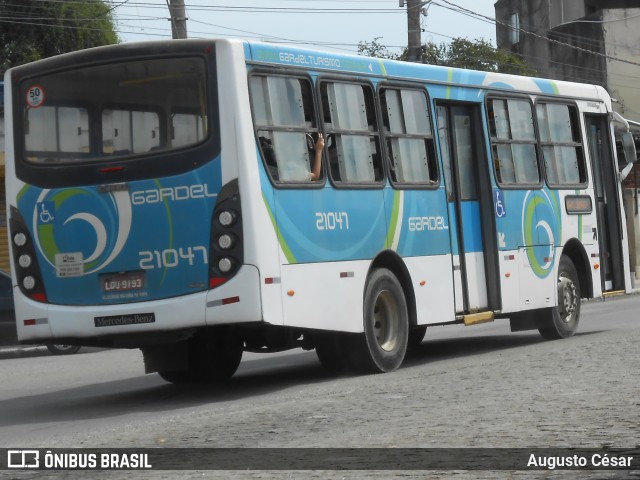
[357,37,399,60]
[1,0,118,74]
[439,38,534,76]
[358,37,535,76]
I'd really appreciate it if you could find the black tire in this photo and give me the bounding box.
[158,330,243,384]
[539,255,581,340]
[353,268,408,373]
[408,325,427,348]
[46,344,81,355]
[158,370,198,384]
[315,332,349,374]
[199,329,244,382]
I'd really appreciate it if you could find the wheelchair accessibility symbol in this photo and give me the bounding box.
[37,202,55,224]
[494,190,506,218]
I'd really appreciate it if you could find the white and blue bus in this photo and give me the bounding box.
[4,39,637,381]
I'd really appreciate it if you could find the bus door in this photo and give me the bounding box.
[435,102,500,316]
[585,114,625,292]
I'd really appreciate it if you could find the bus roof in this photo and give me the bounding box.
[244,39,607,103]
[6,38,607,105]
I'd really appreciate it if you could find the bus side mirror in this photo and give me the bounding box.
[621,132,636,163]
[619,132,636,182]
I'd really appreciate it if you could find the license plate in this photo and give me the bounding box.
[100,271,145,292]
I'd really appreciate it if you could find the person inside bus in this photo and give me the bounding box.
[260,131,324,182]
[308,132,324,181]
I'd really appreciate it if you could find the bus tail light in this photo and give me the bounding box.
[218,210,237,227]
[209,180,243,289]
[9,207,48,303]
[209,277,229,289]
[22,275,37,290]
[18,254,33,268]
[217,233,235,250]
[218,257,234,273]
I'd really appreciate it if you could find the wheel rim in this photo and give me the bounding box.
[557,273,578,323]
[373,290,400,352]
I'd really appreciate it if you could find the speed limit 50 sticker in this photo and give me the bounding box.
[26,85,46,108]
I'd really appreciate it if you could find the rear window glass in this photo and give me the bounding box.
[20,56,209,164]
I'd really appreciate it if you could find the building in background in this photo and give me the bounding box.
[495,1,640,117]
[495,0,640,285]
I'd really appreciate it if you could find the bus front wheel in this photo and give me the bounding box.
[354,268,409,373]
[539,255,581,340]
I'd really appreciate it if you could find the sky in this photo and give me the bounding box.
[113,1,498,56]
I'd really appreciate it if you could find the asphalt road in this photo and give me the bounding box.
[0,295,639,479]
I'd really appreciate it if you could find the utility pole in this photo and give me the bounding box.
[167,0,188,39]
[401,0,429,62]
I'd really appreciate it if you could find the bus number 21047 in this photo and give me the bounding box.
[316,212,349,231]
[139,246,208,269]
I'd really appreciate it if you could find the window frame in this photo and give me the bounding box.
[12,44,219,189]
[317,76,385,190]
[248,69,325,189]
[378,83,439,190]
[486,94,543,190]
[534,98,588,189]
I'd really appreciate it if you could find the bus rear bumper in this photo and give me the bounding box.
[205,264,262,325]
[14,265,262,345]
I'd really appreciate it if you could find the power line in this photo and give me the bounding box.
[28,0,404,14]
[110,0,409,52]
[422,25,639,83]
[7,0,640,92]
[107,0,132,13]
[0,18,117,33]
[436,0,640,68]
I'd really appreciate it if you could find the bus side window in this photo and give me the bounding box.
[320,81,383,185]
[381,87,437,186]
[536,102,587,187]
[249,75,320,184]
[488,97,540,186]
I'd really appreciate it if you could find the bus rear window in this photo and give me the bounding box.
[19,56,209,164]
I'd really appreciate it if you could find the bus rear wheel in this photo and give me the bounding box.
[198,329,244,381]
[353,268,408,373]
[408,325,427,347]
[158,329,244,384]
[158,370,197,384]
[539,255,581,340]
[315,332,351,374]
